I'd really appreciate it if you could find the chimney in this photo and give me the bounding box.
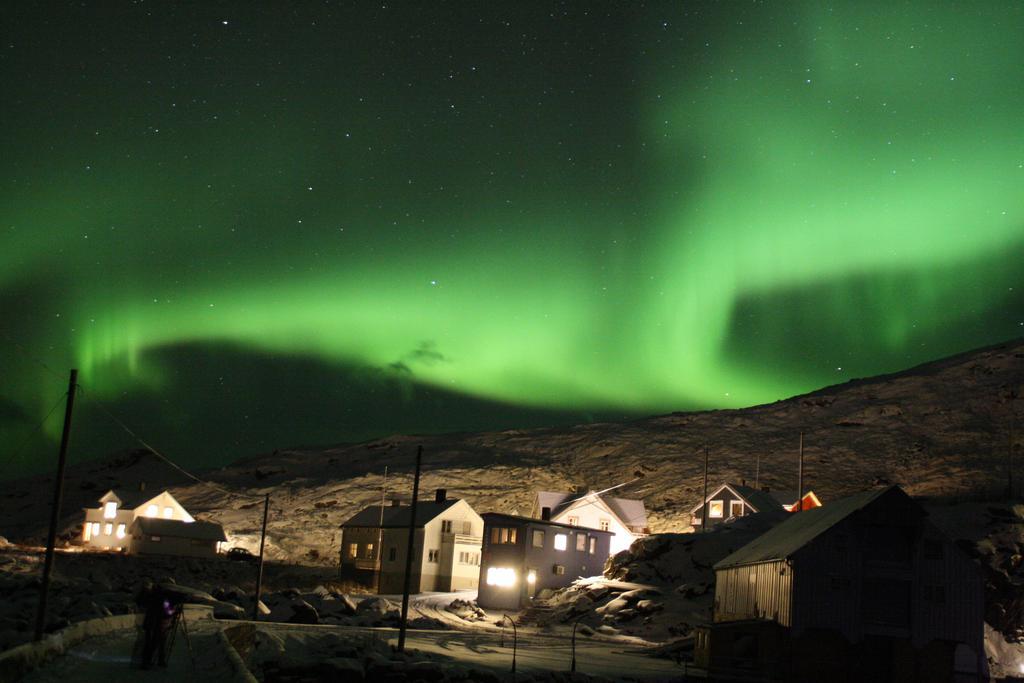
[575,484,587,495]
[139,481,146,492]
[740,478,746,488]
[435,488,446,503]
[541,506,551,521]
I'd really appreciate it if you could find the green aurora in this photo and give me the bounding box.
[2,2,1022,474]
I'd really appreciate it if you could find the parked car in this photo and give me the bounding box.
[226,547,258,563]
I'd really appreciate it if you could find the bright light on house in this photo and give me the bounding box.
[486,567,516,587]
[146,504,158,517]
[554,533,567,550]
[103,502,117,519]
[116,523,126,539]
[163,506,173,519]
[527,569,537,585]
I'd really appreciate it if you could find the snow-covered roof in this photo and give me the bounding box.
[482,512,614,534]
[340,499,461,528]
[714,486,913,569]
[94,489,179,512]
[537,490,648,528]
[131,517,227,542]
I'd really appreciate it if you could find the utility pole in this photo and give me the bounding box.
[1009,413,1016,499]
[375,466,388,593]
[701,445,709,533]
[754,452,761,490]
[252,493,270,621]
[796,432,804,513]
[398,445,422,652]
[34,369,78,641]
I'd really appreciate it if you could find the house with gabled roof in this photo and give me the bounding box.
[690,482,790,530]
[531,488,648,554]
[339,489,483,594]
[82,488,195,551]
[695,486,984,682]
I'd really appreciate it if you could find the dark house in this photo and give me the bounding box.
[690,482,788,530]
[477,512,613,610]
[695,486,984,683]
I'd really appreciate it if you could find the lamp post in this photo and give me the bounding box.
[501,614,517,673]
[571,614,586,672]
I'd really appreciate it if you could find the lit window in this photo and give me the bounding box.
[490,527,518,544]
[92,522,101,536]
[104,523,113,536]
[163,507,173,519]
[589,537,596,554]
[709,501,724,518]
[116,523,126,539]
[576,534,587,551]
[567,516,579,527]
[527,569,537,585]
[151,535,161,542]
[364,543,375,559]
[599,519,610,531]
[103,502,117,519]
[348,543,358,558]
[485,567,516,587]
[146,504,158,517]
[730,501,744,517]
[554,533,567,551]
[532,530,545,548]
[83,524,92,541]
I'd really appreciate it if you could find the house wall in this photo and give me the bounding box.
[692,486,750,530]
[478,518,611,610]
[130,491,193,522]
[713,560,792,626]
[82,491,193,551]
[378,527,424,594]
[548,494,637,555]
[418,500,483,592]
[129,533,219,559]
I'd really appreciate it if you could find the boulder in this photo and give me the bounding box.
[287,600,320,625]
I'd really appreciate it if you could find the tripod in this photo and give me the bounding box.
[166,606,197,671]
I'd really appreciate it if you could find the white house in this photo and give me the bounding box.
[532,489,648,555]
[81,489,225,557]
[339,489,483,594]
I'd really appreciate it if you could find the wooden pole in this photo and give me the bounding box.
[34,369,78,641]
[1009,413,1016,499]
[398,445,422,652]
[754,452,761,491]
[375,465,388,593]
[252,493,270,621]
[796,432,804,513]
[701,445,709,533]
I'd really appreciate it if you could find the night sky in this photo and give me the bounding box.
[2,2,1022,478]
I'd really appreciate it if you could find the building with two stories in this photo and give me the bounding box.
[532,488,648,554]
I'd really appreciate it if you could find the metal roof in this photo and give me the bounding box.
[536,490,648,528]
[130,517,227,542]
[482,512,614,534]
[689,482,787,515]
[714,486,903,569]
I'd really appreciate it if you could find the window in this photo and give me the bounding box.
[441,520,453,533]
[730,501,744,517]
[150,535,161,542]
[576,533,587,551]
[490,527,517,544]
[486,567,516,586]
[428,549,440,563]
[83,524,92,541]
[388,547,397,562]
[924,539,944,560]
[554,533,567,550]
[163,506,173,519]
[91,522,101,536]
[599,519,610,531]
[116,523,126,539]
[363,543,375,559]
[348,543,358,558]
[146,504,158,518]
[462,521,472,534]
[532,530,545,548]
[552,565,565,576]
[567,516,579,527]
[709,501,724,518]
[103,501,117,519]
[589,537,596,554]
[527,569,537,585]
[104,523,113,536]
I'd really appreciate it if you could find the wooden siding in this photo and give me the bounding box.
[714,560,792,626]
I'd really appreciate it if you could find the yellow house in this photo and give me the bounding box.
[81,489,195,552]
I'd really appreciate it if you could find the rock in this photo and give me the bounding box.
[287,600,319,625]
[406,660,448,681]
[636,599,663,614]
[325,657,365,681]
[213,600,246,620]
[357,596,397,618]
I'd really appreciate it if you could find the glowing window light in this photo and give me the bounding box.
[104,523,113,536]
[554,533,567,551]
[163,506,173,519]
[92,522,101,536]
[103,502,117,519]
[116,523,126,539]
[146,504,158,517]
[83,524,92,541]
[486,567,516,587]
[527,569,537,585]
